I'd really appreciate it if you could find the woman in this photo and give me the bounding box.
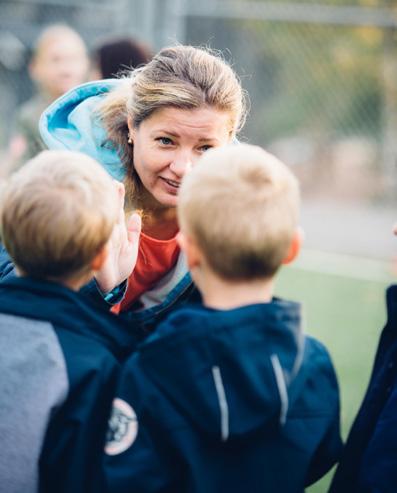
[39,45,247,334]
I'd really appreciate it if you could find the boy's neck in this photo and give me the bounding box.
[61,276,87,291]
[197,269,274,310]
[16,266,90,292]
[51,269,94,291]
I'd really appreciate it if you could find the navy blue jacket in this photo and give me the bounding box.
[0,276,139,493]
[330,285,397,493]
[105,299,342,493]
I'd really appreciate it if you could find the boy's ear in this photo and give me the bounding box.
[282,227,304,265]
[90,244,109,272]
[176,231,202,270]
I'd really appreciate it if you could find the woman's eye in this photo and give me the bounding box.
[157,137,173,146]
[199,145,212,152]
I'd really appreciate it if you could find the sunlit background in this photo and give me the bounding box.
[1,1,397,490]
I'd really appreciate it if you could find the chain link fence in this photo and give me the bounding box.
[1,0,396,201]
[183,1,397,201]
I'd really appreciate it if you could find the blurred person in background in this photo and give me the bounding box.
[90,35,153,80]
[5,24,89,174]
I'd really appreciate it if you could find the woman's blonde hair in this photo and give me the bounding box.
[99,45,247,206]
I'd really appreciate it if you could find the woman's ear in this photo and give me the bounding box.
[282,227,304,265]
[127,117,135,143]
[176,232,202,270]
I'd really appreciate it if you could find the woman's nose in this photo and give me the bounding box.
[170,152,193,178]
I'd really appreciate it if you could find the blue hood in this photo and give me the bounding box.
[136,300,321,439]
[39,79,127,181]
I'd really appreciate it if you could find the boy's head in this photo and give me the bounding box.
[0,150,118,285]
[29,25,89,99]
[177,143,300,282]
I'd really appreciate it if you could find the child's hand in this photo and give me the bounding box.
[95,181,141,294]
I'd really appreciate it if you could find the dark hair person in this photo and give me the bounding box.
[91,36,152,79]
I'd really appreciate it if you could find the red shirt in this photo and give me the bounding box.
[112,232,180,313]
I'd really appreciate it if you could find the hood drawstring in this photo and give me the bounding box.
[212,366,229,442]
[271,354,289,426]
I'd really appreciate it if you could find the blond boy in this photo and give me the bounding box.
[104,143,342,493]
[0,150,140,493]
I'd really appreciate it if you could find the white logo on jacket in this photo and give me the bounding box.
[105,398,138,455]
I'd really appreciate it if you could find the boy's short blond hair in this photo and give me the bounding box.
[178,143,300,280]
[0,150,118,280]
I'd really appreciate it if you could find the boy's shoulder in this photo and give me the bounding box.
[0,309,69,391]
[0,276,138,361]
[304,334,334,365]
[306,334,338,380]
[0,285,114,386]
[287,334,339,419]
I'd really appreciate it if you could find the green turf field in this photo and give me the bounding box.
[274,250,394,492]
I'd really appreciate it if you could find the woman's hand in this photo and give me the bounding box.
[95,181,142,294]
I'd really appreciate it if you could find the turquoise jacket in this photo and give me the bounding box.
[39,79,126,181]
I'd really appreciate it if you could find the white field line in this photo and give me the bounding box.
[290,249,395,284]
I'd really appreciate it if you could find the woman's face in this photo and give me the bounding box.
[129,106,232,209]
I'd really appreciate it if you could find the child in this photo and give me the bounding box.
[104,143,342,492]
[329,227,397,492]
[6,25,89,173]
[0,150,141,493]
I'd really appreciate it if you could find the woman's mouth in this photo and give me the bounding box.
[161,177,181,194]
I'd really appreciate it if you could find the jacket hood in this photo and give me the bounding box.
[39,79,127,181]
[0,276,139,360]
[138,300,307,440]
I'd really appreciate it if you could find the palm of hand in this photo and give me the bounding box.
[95,182,142,294]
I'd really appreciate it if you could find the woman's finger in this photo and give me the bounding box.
[126,212,142,245]
[112,180,125,217]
